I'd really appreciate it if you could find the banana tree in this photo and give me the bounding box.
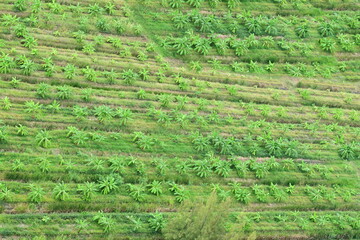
[115,108,133,126]
[35,130,52,148]
[82,66,97,81]
[168,0,184,8]
[53,182,69,201]
[20,58,36,76]
[57,85,72,99]
[94,105,114,122]
[28,184,45,203]
[122,69,138,85]
[318,22,335,37]
[338,143,357,160]
[77,182,97,201]
[98,175,121,194]
[148,180,163,196]
[127,184,146,202]
[172,37,191,55]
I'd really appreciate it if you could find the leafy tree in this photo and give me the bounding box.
[265,138,283,157]
[265,19,278,35]
[57,85,72,100]
[1,14,19,27]
[158,94,173,107]
[75,219,89,234]
[38,158,50,173]
[1,97,11,110]
[122,69,138,85]
[35,130,52,148]
[0,53,15,74]
[0,185,14,201]
[137,89,146,99]
[77,182,97,201]
[126,215,143,232]
[319,38,336,53]
[139,68,150,81]
[245,17,263,35]
[98,175,122,194]
[163,191,239,239]
[213,160,231,178]
[13,23,28,37]
[81,88,93,102]
[168,0,184,8]
[93,212,116,233]
[295,23,309,38]
[63,64,77,79]
[318,22,335,37]
[12,159,24,171]
[105,2,115,15]
[16,124,28,136]
[73,105,89,121]
[10,77,21,88]
[86,156,105,171]
[338,143,357,160]
[172,12,189,29]
[103,69,117,84]
[82,66,97,82]
[108,157,126,174]
[28,184,45,203]
[20,58,37,76]
[88,3,103,16]
[227,0,240,9]
[71,130,89,145]
[94,105,114,122]
[190,61,202,72]
[22,35,37,49]
[14,0,28,11]
[188,0,203,7]
[127,184,146,202]
[284,140,300,158]
[193,159,212,178]
[148,212,166,233]
[53,182,69,201]
[115,108,133,126]
[82,42,96,54]
[172,37,191,55]
[42,57,55,77]
[194,37,211,55]
[36,83,51,99]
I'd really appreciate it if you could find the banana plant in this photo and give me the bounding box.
[57,85,72,100]
[338,143,357,160]
[94,105,114,122]
[122,69,138,85]
[148,180,163,196]
[148,212,165,233]
[82,66,97,82]
[63,64,77,79]
[168,0,184,8]
[35,130,52,148]
[1,97,11,110]
[53,182,69,201]
[28,184,45,203]
[127,184,146,202]
[98,175,121,195]
[192,159,212,178]
[0,185,14,201]
[115,108,133,126]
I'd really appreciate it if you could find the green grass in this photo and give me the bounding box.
[0,0,359,239]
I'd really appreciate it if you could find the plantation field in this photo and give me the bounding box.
[0,0,359,239]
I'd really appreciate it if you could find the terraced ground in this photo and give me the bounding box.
[0,0,359,239]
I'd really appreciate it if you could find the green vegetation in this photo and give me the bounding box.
[0,0,359,239]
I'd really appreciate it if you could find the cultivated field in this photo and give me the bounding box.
[0,0,359,239]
